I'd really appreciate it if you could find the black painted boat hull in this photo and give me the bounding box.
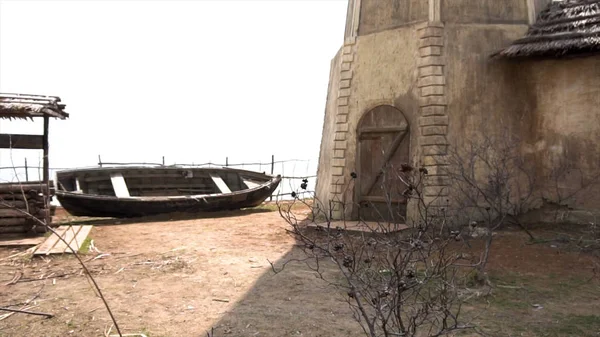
[55,166,281,218]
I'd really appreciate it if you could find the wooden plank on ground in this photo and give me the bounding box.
[0,235,45,247]
[48,225,82,254]
[33,226,69,255]
[64,225,92,253]
[110,172,130,197]
[210,174,232,193]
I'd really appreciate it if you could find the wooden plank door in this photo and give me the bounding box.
[356,105,410,222]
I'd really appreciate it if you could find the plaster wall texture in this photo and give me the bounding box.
[315,0,600,222]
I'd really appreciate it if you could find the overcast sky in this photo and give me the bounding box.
[0,0,348,182]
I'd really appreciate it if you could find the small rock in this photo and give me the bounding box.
[187,305,194,310]
[248,257,258,263]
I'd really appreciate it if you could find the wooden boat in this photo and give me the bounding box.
[54,166,282,218]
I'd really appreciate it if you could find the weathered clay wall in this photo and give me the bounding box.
[444,24,530,150]
[524,56,600,213]
[358,0,428,36]
[343,26,422,218]
[444,22,600,221]
[314,25,423,219]
[441,0,529,24]
[344,0,356,39]
[316,0,600,222]
[315,48,343,206]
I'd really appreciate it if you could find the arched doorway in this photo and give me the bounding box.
[355,105,410,222]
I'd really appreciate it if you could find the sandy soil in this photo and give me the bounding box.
[0,205,598,337]
[0,207,362,337]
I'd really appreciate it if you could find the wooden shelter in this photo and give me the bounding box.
[0,93,69,234]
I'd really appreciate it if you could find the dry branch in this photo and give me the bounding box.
[0,307,53,318]
[0,201,123,337]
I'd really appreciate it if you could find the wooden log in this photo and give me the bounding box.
[0,200,40,209]
[0,191,54,202]
[0,225,29,233]
[0,218,28,226]
[0,184,53,194]
[0,192,40,201]
[42,116,50,226]
[35,209,51,219]
[0,208,44,218]
[0,224,46,234]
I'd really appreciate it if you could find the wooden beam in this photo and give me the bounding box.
[0,134,44,149]
[110,172,131,198]
[210,174,232,193]
[43,116,50,225]
[359,126,408,140]
[360,126,408,134]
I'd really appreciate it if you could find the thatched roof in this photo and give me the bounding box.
[0,93,69,120]
[493,0,600,58]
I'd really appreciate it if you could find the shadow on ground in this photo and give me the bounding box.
[205,245,363,337]
[57,208,273,227]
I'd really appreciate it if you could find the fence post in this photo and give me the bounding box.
[270,155,275,201]
[98,155,103,167]
[226,157,228,167]
[24,158,29,182]
[162,156,165,166]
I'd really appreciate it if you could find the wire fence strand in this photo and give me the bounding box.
[0,157,319,201]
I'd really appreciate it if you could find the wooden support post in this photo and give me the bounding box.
[25,158,29,182]
[226,157,228,167]
[98,155,102,167]
[162,156,165,166]
[271,155,275,175]
[270,155,275,201]
[42,116,50,226]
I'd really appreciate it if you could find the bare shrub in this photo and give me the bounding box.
[275,166,478,337]
[446,125,600,278]
[446,129,537,277]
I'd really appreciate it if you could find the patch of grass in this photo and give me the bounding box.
[532,314,600,336]
[466,270,600,336]
[78,236,92,254]
[254,203,279,212]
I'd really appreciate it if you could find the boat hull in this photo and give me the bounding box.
[55,167,281,218]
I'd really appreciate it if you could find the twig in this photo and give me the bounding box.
[212,298,230,303]
[4,271,22,285]
[0,284,45,321]
[0,201,123,337]
[0,307,53,318]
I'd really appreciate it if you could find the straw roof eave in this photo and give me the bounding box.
[492,0,600,58]
[0,94,69,120]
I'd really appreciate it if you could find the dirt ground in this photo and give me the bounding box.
[0,204,599,337]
